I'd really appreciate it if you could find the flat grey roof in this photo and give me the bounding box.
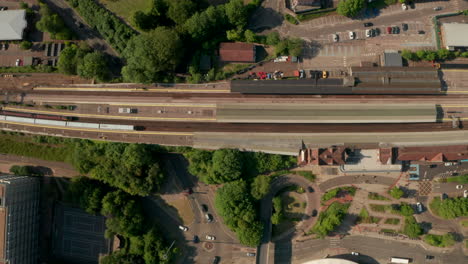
[442,23,468,47]
[383,52,403,67]
[0,10,26,40]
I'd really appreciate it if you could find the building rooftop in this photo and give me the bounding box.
[382,51,403,67]
[219,42,255,63]
[442,23,468,48]
[398,145,468,162]
[0,10,27,40]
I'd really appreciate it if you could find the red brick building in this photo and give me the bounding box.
[397,145,468,162]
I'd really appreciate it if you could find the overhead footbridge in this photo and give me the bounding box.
[216,103,443,123]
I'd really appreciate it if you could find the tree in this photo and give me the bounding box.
[416,50,428,60]
[215,180,263,246]
[100,251,144,264]
[36,3,72,40]
[244,29,257,43]
[389,186,404,199]
[430,197,468,219]
[209,149,243,184]
[287,38,304,57]
[122,27,183,83]
[167,0,196,25]
[312,202,349,237]
[424,233,455,247]
[77,51,110,81]
[101,190,145,236]
[183,5,228,42]
[9,165,38,176]
[399,203,414,216]
[225,0,248,29]
[251,175,272,200]
[142,227,172,264]
[19,41,32,50]
[424,51,437,61]
[401,49,418,61]
[402,216,422,238]
[226,28,244,41]
[66,176,109,214]
[436,49,453,61]
[337,0,365,18]
[266,31,281,45]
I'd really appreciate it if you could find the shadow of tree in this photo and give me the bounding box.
[249,7,284,32]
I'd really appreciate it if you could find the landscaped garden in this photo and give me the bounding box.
[272,186,308,237]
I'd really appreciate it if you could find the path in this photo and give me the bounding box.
[0,153,79,177]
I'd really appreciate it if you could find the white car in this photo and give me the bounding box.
[206,235,216,240]
[351,252,359,256]
[15,59,20,66]
[348,31,356,40]
[178,225,188,232]
[444,162,453,166]
[464,190,468,198]
[401,3,407,10]
[365,29,371,38]
[456,185,463,190]
[332,34,339,42]
[416,202,423,213]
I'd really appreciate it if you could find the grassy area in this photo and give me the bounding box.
[357,207,381,224]
[460,220,468,227]
[384,218,400,225]
[296,8,337,22]
[424,233,455,247]
[368,192,390,201]
[321,186,357,203]
[99,0,152,22]
[310,202,350,237]
[284,14,299,25]
[370,204,392,213]
[272,191,306,237]
[0,132,70,162]
[295,171,316,182]
[446,174,468,184]
[0,65,56,73]
[380,228,397,234]
[430,197,468,219]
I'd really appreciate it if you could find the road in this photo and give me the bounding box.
[43,0,118,56]
[318,175,397,192]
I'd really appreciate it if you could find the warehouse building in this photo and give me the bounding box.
[442,23,468,51]
[0,175,40,264]
[0,10,27,40]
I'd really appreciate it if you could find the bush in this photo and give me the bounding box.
[311,202,350,237]
[251,175,272,200]
[424,233,455,247]
[389,186,404,199]
[274,37,304,57]
[36,3,73,40]
[402,216,422,238]
[322,187,356,202]
[430,197,468,219]
[384,218,400,225]
[19,41,32,50]
[271,196,284,225]
[9,165,43,177]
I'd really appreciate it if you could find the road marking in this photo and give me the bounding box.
[34,87,230,93]
[0,120,193,136]
[3,107,216,121]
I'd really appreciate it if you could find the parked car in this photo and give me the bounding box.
[387,27,392,34]
[206,235,216,240]
[349,31,356,40]
[0,7,8,11]
[15,59,20,66]
[374,28,381,36]
[179,225,188,232]
[401,3,408,10]
[392,26,400,34]
[364,22,373,27]
[351,252,359,256]
[193,235,199,243]
[444,162,454,166]
[418,30,425,34]
[416,202,423,213]
[426,255,434,260]
[212,256,220,264]
[309,70,321,79]
[332,34,339,42]
[246,252,256,257]
[433,6,442,11]
[201,204,208,212]
[456,185,463,190]
[365,29,371,38]
[441,193,448,200]
[299,69,306,78]
[429,164,437,168]
[322,71,328,78]
[307,186,314,192]
[205,213,213,223]
[402,23,408,31]
[312,209,318,217]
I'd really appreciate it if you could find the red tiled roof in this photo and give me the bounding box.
[397,145,468,162]
[379,148,392,165]
[219,42,255,63]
